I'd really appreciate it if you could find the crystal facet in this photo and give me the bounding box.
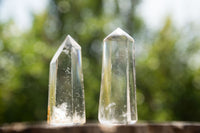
[48,35,85,125]
[98,28,137,125]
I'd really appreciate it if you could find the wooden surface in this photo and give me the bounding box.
[1,122,200,133]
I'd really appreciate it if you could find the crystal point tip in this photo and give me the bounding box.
[65,35,81,49]
[104,28,134,42]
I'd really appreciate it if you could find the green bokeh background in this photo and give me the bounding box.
[0,0,200,123]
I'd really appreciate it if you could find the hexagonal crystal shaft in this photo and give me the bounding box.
[47,35,85,125]
[98,28,137,125]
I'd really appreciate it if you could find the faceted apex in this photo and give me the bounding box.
[50,35,81,65]
[104,27,134,42]
[65,35,81,49]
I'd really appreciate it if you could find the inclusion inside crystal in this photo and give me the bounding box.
[48,35,85,125]
[99,28,137,125]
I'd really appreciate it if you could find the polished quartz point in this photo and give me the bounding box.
[98,28,137,125]
[47,35,85,125]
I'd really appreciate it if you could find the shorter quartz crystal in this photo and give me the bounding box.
[47,35,85,125]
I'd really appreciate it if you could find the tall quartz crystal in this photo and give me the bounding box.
[98,28,137,125]
[48,35,85,125]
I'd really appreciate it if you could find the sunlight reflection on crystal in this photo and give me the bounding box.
[98,28,137,125]
[48,35,85,126]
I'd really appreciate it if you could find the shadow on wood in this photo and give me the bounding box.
[1,122,200,133]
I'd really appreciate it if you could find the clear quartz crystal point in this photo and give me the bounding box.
[47,35,85,125]
[98,28,137,125]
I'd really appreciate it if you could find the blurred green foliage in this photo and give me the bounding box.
[0,0,200,123]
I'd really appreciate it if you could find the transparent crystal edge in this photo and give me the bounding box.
[50,42,65,64]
